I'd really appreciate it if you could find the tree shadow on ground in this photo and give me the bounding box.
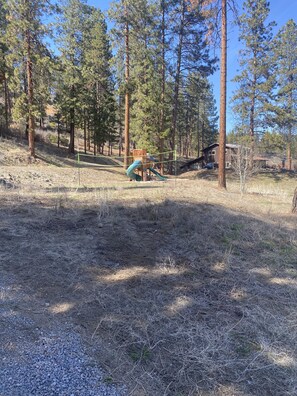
[1,197,297,396]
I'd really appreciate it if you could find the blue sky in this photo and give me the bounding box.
[88,0,296,132]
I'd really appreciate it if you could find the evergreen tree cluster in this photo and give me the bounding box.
[231,0,297,165]
[0,0,218,158]
[1,0,296,165]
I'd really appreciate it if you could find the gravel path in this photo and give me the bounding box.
[0,273,125,396]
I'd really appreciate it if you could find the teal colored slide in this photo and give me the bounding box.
[126,160,167,181]
[149,167,167,181]
[126,160,142,181]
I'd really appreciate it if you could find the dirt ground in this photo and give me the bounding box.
[1,136,297,395]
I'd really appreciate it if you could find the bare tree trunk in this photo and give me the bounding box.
[218,0,227,189]
[288,75,293,171]
[83,109,87,154]
[169,0,185,173]
[69,110,75,154]
[124,11,130,169]
[292,187,297,213]
[4,75,9,130]
[26,29,35,158]
[87,118,91,151]
[118,95,123,157]
[159,0,166,174]
[287,127,292,171]
[69,86,75,154]
[57,114,60,148]
[197,99,200,157]
[249,73,256,158]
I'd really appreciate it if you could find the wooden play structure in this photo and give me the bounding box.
[131,149,153,180]
[126,149,166,181]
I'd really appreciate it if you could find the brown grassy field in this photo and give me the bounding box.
[1,136,297,395]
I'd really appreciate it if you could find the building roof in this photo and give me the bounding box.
[180,155,204,169]
[202,143,240,152]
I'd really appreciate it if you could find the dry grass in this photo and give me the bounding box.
[1,137,297,395]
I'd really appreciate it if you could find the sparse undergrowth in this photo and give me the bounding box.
[1,137,297,395]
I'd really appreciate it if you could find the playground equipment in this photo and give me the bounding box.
[126,149,167,181]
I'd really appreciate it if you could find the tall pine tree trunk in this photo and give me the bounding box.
[57,115,60,148]
[159,0,166,174]
[69,86,75,154]
[249,71,256,162]
[4,74,9,130]
[288,76,293,171]
[26,29,35,158]
[170,0,185,173]
[197,99,200,157]
[287,129,292,171]
[87,118,91,152]
[124,11,130,169]
[218,0,227,189]
[84,109,87,154]
[118,95,123,157]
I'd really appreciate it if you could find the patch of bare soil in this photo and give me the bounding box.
[1,137,297,395]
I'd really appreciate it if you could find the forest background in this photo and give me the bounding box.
[0,0,297,166]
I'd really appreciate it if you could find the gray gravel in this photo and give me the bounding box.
[0,274,125,396]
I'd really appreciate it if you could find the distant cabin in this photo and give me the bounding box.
[180,143,240,170]
[203,143,239,169]
[180,143,271,171]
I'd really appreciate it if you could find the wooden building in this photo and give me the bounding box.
[180,143,240,170]
[202,143,240,168]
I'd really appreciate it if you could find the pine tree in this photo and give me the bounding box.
[218,0,227,189]
[111,0,216,171]
[190,0,235,188]
[169,0,217,171]
[81,6,116,155]
[184,72,218,157]
[109,0,133,166]
[231,0,275,153]
[270,19,297,170]
[5,0,53,157]
[55,0,87,154]
[128,0,163,153]
[0,0,10,131]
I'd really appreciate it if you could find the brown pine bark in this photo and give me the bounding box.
[4,74,9,130]
[196,99,200,157]
[124,10,130,169]
[118,95,123,157]
[83,109,87,154]
[26,29,35,158]
[69,103,75,154]
[218,0,227,189]
[287,140,292,171]
[169,0,186,173]
[159,0,166,174]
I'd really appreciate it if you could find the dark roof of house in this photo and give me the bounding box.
[180,155,204,169]
[202,143,240,152]
[202,143,218,151]
[180,143,242,170]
